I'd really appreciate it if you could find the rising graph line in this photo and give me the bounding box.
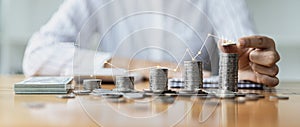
[104,34,230,73]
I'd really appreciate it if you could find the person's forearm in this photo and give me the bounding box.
[23,33,75,77]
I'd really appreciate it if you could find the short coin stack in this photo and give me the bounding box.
[183,61,203,90]
[114,76,134,92]
[149,68,168,92]
[219,53,238,92]
[83,79,102,91]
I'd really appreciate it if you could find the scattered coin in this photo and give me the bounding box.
[123,93,145,99]
[25,102,45,109]
[152,90,165,94]
[245,93,265,98]
[57,93,76,99]
[269,95,289,100]
[235,97,246,104]
[245,94,259,101]
[90,89,114,96]
[101,93,123,98]
[164,93,178,97]
[144,92,155,97]
[257,94,265,98]
[235,92,246,97]
[73,90,91,95]
[93,89,112,93]
[215,93,235,99]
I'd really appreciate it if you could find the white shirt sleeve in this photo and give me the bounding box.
[22,0,110,77]
[207,0,256,40]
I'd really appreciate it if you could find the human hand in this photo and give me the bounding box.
[219,35,280,87]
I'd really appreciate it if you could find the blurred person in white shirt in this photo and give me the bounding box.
[23,0,280,87]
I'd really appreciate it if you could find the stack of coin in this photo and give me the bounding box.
[149,68,168,92]
[83,79,102,91]
[115,76,134,92]
[219,53,238,92]
[183,61,203,90]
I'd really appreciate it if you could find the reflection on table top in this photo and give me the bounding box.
[1,75,300,127]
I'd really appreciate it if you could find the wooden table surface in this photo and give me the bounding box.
[1,75,300,127]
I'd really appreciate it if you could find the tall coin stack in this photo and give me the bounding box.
[149,68,168,92]
[219,53,238,92]
[183,61,203,90]
[115,76,135,92]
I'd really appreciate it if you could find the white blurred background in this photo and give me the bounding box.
[0,0,299,82]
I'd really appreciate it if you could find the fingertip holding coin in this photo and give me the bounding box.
[221,40,237,46]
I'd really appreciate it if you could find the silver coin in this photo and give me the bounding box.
[245,94,259,101]
[101,93,123,98]
[164,93,178,97]
[215,93,235,99]
[235,97,246,104]
[92,89,112,93]
[144,92,155,97]
[123,93,145,99]
[25,102,45,109]
[57,93,76,99]
[245,93,265,98]
[90,92,104,96]
[269,95,289,100]
[90,91,115,96]
[257,94,265,98]
[235,92,246,97]
[73,90,91,95]
[152,90,165,94]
